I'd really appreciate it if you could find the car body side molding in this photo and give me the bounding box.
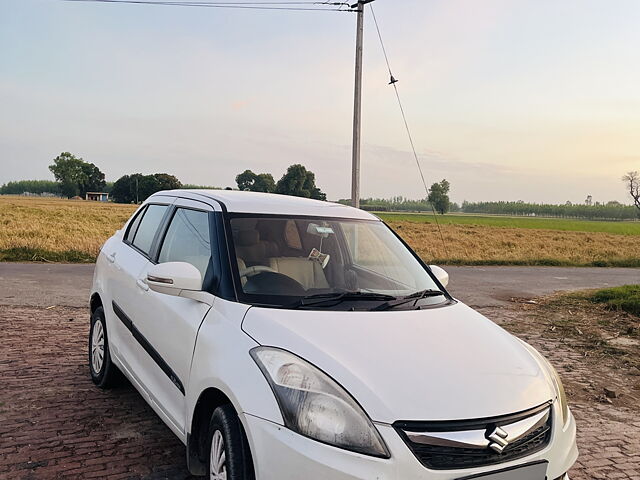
[112,301,185,395]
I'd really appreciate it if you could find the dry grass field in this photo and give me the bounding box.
[0,195,638,266]
[0,196,136,262]
[390,221,640,267]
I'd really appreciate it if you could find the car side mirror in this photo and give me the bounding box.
[429,265,449,288]
[147,262,213,305]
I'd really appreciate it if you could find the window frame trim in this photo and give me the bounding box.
[153,205,222,296]
[122,203,173,263]
[123,205,146,245]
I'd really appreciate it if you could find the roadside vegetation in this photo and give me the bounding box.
[587,285,640,316]
[1,196,639,265]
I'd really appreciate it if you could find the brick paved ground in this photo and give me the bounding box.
[481,306,640,480]
[0,304,638,479]
[0,306,193,480]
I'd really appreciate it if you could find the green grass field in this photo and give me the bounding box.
[376,212,640,235]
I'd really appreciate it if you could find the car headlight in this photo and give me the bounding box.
[548,362,570,426]
[250,347,390,458]
[519,340,570,426]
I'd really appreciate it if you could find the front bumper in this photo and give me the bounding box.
[241,404,578,480]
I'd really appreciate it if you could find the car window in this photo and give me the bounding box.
[125,207,145,243]
[158,208,212,279]
[131,204,169,256]
[342,222,416,288]
[230,216,441,306]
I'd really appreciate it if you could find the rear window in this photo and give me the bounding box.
[125,207,145,243]
[131,204,168,256]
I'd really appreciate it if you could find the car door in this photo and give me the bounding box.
[133,199,216,435]
[107,200,173,385]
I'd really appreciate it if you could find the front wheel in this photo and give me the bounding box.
[88,306,121,388]
[206,405,254,480]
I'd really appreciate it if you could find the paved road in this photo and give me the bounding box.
[0,263,637,308]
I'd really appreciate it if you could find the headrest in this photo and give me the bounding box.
[237,229,260,247]
[233,218,258,230]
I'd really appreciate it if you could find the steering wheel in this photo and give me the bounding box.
[239,265,278,279]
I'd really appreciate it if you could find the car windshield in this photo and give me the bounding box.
[230,215,446,309]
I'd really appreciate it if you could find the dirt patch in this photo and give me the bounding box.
[500,294,640,410]
[478,297,640,479]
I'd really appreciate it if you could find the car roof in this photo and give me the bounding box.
[152,189,379,220]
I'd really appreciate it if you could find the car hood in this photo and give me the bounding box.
[242,301,555,423]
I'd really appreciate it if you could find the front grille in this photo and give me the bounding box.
[394,403,553,470]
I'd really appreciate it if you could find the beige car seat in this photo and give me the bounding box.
[234,230,266,266]
[268,257,329,290]
[237,257,248,286]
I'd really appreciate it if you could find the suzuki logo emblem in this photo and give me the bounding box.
[487,426,509,453]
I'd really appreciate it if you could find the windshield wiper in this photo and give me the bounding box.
[289,291,397,309]
[371,289,446,311]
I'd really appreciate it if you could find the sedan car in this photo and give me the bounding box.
[89,189,578,479]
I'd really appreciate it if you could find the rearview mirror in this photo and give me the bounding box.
[307,223,335,238]
[429,265,449,288]
[147,262,212,305]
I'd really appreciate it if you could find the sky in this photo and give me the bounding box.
[1,0,639,204]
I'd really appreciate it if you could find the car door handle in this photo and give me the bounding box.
[106,252,117,263]
[136,278,149,291]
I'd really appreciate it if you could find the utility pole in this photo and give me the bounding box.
[350,0,374,209]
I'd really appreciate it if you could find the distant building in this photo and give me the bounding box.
[86,192,109,202]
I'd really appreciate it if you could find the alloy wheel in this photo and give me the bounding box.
[91,319,105,374]
[210,430,227,480]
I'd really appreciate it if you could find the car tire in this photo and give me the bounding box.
[205,404,255,480]
[89,306,121,388]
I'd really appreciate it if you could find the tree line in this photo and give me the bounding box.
[0,180,62,195]
[338,197,462,213]
[337,179,455,214]
[0,153,330,204]
[2,153,638,218]
[460,201,637,220]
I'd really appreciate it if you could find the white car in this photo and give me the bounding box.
[89,190,578,480]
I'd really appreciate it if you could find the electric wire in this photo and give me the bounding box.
[64,0,355,11]
[369,5,448,257]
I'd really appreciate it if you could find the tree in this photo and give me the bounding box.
[275,164,326,200]
[81,162,106,197]
[254,173,276,193]
[622,171,640,217]
[236,170,256,191]
[111,173,183,203]
[48,152,105,198]
[137,174,162,200]
[154,173,182,191]
[49,152,86,198]
[235,170,275,193]
[111,175,136,204]
[427,179,451,214]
